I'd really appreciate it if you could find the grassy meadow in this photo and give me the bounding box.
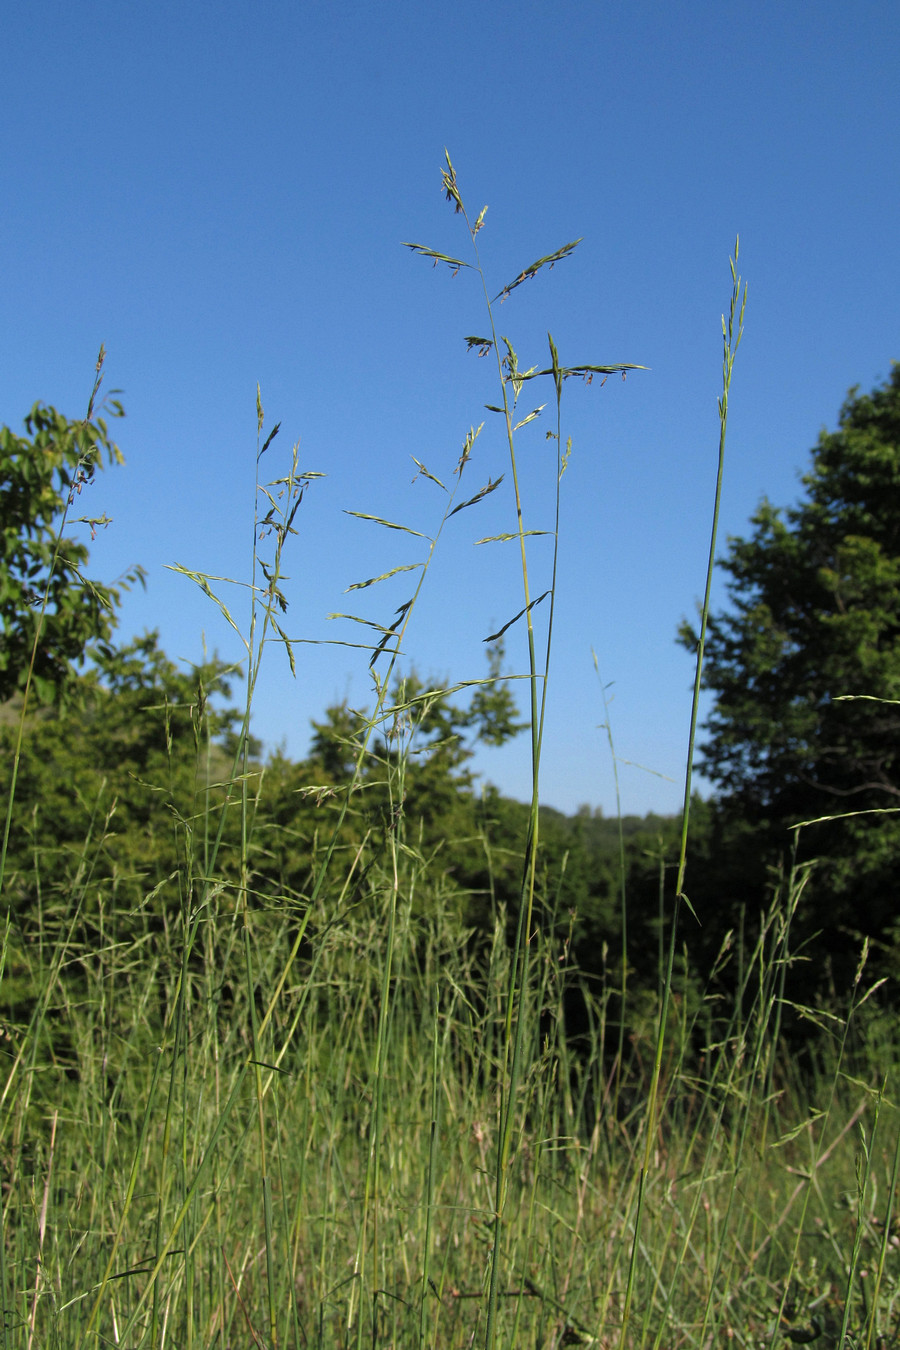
[2,160,899,1350]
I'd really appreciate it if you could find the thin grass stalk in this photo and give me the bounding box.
[751,847,799,1143]
[105,402,304,1347]
[149,931,192,1350]
[505,962,562,1350]
[203,894,238,1350]
[0,785,103,1129]
[593,650,629,1108]
[486,481,539,1340]
[438,157,559,1350]
[77,1043,168,1349]
[270,1071,303,1350]
[250,412,518,1340]
[0,915,9,1350]
[0,791,112,1313]
[147,699,206,1350]
[863,1101,900,1350]
[253,412,499,1065]
[113,399,306,1346]
[112,1050,256,1346]
[485,342,563,1350]
[181,1012,197,1350]
[619,240,745,1350]
[496,339,573,1196]
[82,398,304,1346]
[162,399,306,939]
[675,239,746,900]
[838,1083,885,1350]
[350,733,407,1347]
[764,938,876,1350]
[644,906,784,1350]
[242,391,283,1350]
[423,157,639,1350]
[25,1109,57,1350]
[694,881,802,1347]
[727,855,808,1277]
[418,988,441,1350]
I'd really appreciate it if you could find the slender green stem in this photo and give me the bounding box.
[593,651,629,1110]
[620,240,746,1350]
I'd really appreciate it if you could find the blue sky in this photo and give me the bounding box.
[3,1,898,817]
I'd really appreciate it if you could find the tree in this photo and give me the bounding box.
[682,364,900,970]
[0,633,243,918]
[0,372,144,705]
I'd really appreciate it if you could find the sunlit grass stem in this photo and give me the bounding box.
[620,240,746,1350]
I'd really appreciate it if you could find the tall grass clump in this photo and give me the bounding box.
[1,159,898,1350]
[403,151,643,1350]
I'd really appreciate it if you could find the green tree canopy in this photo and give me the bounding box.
[0,633,243,919]
[0,383,144,705]
[682,363,900,967]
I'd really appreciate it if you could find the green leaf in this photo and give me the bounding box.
[512,361,648,384]
[401,242,472,274]
[441,148,464,213]
[377,673,528,720]
[369,599,413,667]
[270,617,296,676]
[257,421,281,461]
[167,564,249,651]
[411,457,447,491]
[344,511,430,540]
[465,335,493,356]
[345,563,422,592]
[833,693,900,705]
[474,530,551,545]
[493,239,582,303]
[513,405,545,431]
[484,591,550,642]
[292,636,406,654]
[448,477,504,518]
[771,1110,826,1148]
[455,423,483,477]
[326,612,397,634]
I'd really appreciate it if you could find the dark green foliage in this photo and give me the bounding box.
[682,364,900,986]
[0,634,243,940]
[0,396,145,705]
[1,625,653,1025]
[308,701,363,784]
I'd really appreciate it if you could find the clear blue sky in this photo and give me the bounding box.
[3,1,898,817]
